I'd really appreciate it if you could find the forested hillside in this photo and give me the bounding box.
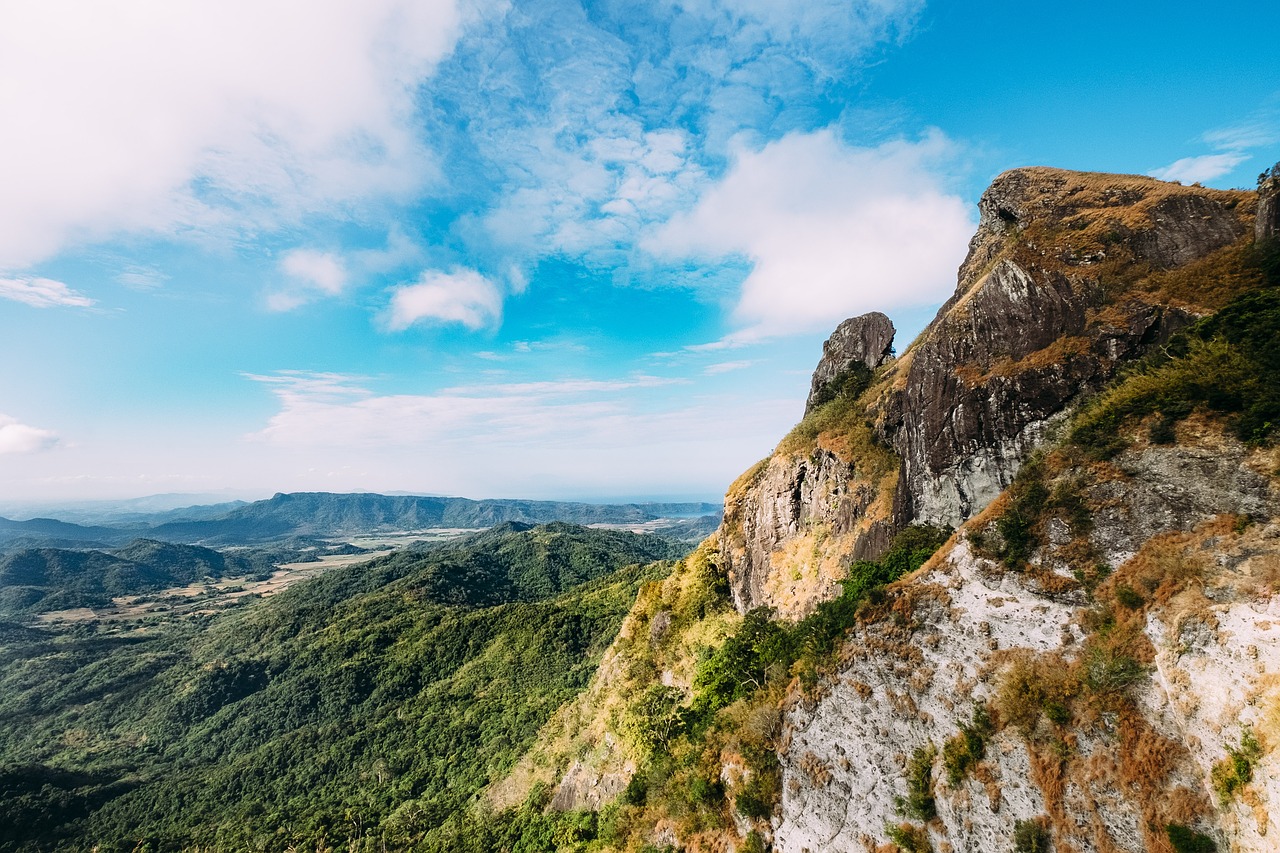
[0,523,683,851]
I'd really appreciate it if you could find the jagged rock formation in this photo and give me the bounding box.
[507,165,1277,853]
[722,168,1255,617]
[804,312,896,415]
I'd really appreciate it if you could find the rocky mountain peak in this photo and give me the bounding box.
[804,311,895,415]
[720,167,1259,618]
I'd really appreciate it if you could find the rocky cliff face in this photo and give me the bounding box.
[775,421,1280,853]
[1259,163,1280,241]
[507,165,1276,853]
[722,168,1255,618]
[805,312,896,415]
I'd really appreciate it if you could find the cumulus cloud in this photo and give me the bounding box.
[1149,152,1251,185]
[0,416,59,454]
[268,249,350,311]
[445,0,923,267]
[0,0,479,272]
[385,268,503,330]
[0,277,94,308]
[647,128,973,338]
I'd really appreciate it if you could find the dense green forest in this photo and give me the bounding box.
[0,523,683,851]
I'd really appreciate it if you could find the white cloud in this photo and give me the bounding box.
[1150,109,1279,186]
[239,369,792,497]
[704,360,755,375]
[281,250,348,295]
[0,277,94,308]
[1203,123,1277,152]
[0,416,59,454]
[646,128,973,338]
[385,268,503,330]
[115,266,168,291]
[268,249,350,311]
[453,0,923,268]
[1149,152,1251,185]
[0,0,480,272]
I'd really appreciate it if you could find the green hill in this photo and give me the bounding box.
[0,523,682,851]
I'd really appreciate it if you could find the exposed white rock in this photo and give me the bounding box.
[774,541,1078,852]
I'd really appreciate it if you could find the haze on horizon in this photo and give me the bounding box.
[1,0,1277,505]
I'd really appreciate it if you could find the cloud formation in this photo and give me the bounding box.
[0,277,94,308]
[241,370,790,496]
[648,129,973,338]
[0,0,478,272]
[0,416,59,454]
[268,249,351,311]
[386,268,504,330]
[1149,152,1251,185]
[1150,110,1279,185]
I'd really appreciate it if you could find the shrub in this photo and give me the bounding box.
[1166,823,1217,853]
[995,654,1080,734]
[1012,817,1050,852]
[995,465,1050,568]
[897,744,937,821]
[619,685,687,753]
[809,363,874,410]
[1083,645,1146,694]
[1114,584,1143,609]
[942,706,992,785]
[1211,728,1262,806]
[886,822,932,853]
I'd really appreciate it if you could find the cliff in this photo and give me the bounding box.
[722,167,1256,619]
[473,164,1280,853]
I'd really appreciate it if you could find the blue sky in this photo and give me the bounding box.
[1,0,1277,506]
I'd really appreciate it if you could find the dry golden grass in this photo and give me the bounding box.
[1137,237,1263,311]
[984,335,1093,380]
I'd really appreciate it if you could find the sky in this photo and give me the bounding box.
[1,0,1278,507]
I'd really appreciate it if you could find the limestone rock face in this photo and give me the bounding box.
[775,431,1280,853]
[721,450,894,618]
[804,312,895,415]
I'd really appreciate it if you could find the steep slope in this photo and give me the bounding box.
[722,168,1256,619]
[467,165,1280,853]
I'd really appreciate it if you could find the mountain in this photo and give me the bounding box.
[0,524,684,850]
[147,492,721,544]
[0,493,721,550]
[4,163,1278,853]
[469,165,1280,853]
[0,517,134,549]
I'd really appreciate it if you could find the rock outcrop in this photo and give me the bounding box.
[1259,162,1280,241]
[804,312,895,415]
[722,168,1256,617]
[515,164,1278,853]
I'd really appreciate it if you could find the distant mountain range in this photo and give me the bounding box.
[0,492,721,549]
